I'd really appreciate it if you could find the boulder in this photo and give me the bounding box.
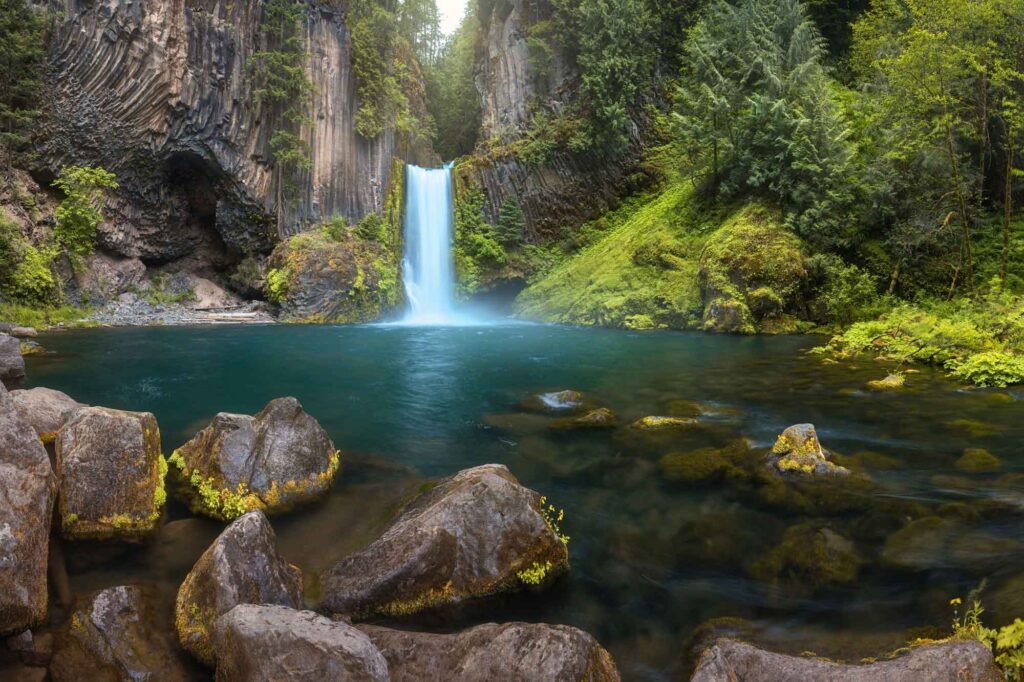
[9,327,37,338]
[49,585,192,682]
[768,424,849,476]
[866,373,905,391]
[659,441,752,485]
[551,408,617,430]
[521,390,585,413]
[955,448,1001,473]
[630,416,698,431]
[212,605,388,681]
[749,524,862,592]
[360,622,620,681]
[320,464,569,619]
[10,387,85,443]
[55,407,166,540]
[0,333,26,386]
[691,638,1001,681]
[169,397,339,520]
[174,511,302,666]
[0,384,57,635]
[72,252,146,305]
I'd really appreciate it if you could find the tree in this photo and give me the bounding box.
[675,0,859,250]
[52,165,118,267]
[424,13,481,158]
[0,0,48,161]
[496,198,525,245]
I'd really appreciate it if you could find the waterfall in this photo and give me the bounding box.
[401,163,457,324]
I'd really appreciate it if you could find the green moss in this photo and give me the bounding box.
[659,447,734,484]
[750,524,862,590]
[517,560,554,585]
[955,448,1002,473]
[867,373,905,390]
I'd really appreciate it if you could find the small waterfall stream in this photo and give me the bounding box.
[401,163,457,324]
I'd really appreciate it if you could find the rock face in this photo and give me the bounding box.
[40,0,427,266]
[321,464,569,619]
[55,406,166,540]
[360,622,620,682]
[0,333,26,386]
[71,252,147,305]
[49,585,192,682]
[212,604,389,682]
[691,639,1002,682]
[170,397,339,520]
[768,424,849,476]
[10,387,84,443]
[0,383,57,635]
[175,511,302,666]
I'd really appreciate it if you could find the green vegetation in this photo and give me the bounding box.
[951,596,1024,680]
[452,173,506,297]
[423,12,480,158]
[0,0,47,161]
[52,165,119,268]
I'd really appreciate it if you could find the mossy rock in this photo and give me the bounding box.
[749,523,862,591]
[955,448,1001,472]
[866,373,905,391]
[520,390,586,413]
[768,423,848,477]
[944,418,1000,437]
[659,440,752,485]
[630,415,698,431]
[551,407,617,431]
[881,516,955,571]
[663,399,705,419]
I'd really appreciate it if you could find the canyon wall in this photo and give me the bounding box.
[37,0,428,267]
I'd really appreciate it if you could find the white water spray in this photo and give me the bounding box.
[401,163,458,324]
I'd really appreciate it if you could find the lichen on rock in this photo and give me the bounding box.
[768,423,849,476]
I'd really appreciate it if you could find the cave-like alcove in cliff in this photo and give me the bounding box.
[160,151,237,272]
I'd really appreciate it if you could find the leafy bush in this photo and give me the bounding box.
[355,213,385,242]
[453,183,506,296]
[52,165,118,266]
[946,352,1024,388]
[807,254,888,326]
[10,244,56,303]
[322,215,349,242]
[951,597,1024,680]
[265,267,290,304]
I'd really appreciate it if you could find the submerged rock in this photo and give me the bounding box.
[212,604,388,682]
[10,387,85,443]
[630,415,698,431]
[691,638,1001,681]
[0,384,57,634]
[50,585,192,682]
[659,441,752,485]
[551,407,617,430]
[664,399,706,419]
[0,333,26,385]
[320,464,569,619]
[175,511,302,666]
[749,524,862,591]
[521,389,585,413]
[955,448,1001,472]
[768,424,848,476]
[56,406,166,540]
[866,373,905,391]
[170,397,339,520]
[360,621,620,681]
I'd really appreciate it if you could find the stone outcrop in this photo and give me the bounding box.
[49,585,193,682]
[691,639,1002,682]
[768,424,849,476]
[170,396,339,520]
[320,464,569,619]
[56,406,166,540]
[360,622,620,682]
[0,383,57,635]
[175,511,302,666]
[10,387,84,443]
[212,604,389,682]
[39,0,427,268]
[0,333,25,386]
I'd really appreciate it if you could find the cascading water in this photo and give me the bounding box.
[401,163,457,324]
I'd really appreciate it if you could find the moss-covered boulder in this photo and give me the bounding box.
[359,622,620,681]
[867,373,905,391]
[50,585,193,682]
[768,424,849,476]
[175,511,302,666]
[212,605,389,682]
[55,406,166,540]
[169,397,339,521]
[267,229,399,323]
[0,332,26,386]
[320,464,569,620]
[955,448,1001,472]
[664,399,706,419]
[0,383,57,635]
[881,516,953,570]
[749,524,862,592]
[698,205,807,334]
[631,415,698,431]
[551,407,617,430]
[10,387,85,443]
[659,441,752,484]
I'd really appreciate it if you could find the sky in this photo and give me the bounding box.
[437,0,468,35]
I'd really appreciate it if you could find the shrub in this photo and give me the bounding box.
[355,213,385,241]
[265,267,290,304]
[52,165,118,267]
[10,244,56,304]
[322,215,349,242]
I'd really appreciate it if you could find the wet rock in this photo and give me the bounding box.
[551,407,617,430]
[10,387,85,443]
[768,424,849,476]
[691,638,1001,681]
[174,511,301,666]
[882,517,951,570]
[659,441,752,485]
[19,340,46,356]
[6,629,53,667]
[866,373,905,391]
[321,464,569,619]
[955,448,1001,472]
[9,327,37,338]
[945,418,1000,437]
[664,399,705,419]
[360,621,620,681]
[212,604,388,682]
[749,524,862,591]
[50,585,192,682]
[169,397,339,520]
[630,416,698,431]
[0,333,26,385]
[56,406,166,540]
[521,389,585,413]
[0,384,57,635]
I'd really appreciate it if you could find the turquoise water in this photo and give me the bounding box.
[23,324,1024,679]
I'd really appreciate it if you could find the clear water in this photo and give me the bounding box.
[401,164,457,324]
[20,324,1024,680]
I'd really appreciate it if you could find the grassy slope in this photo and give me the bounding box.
[513,181,788,330]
